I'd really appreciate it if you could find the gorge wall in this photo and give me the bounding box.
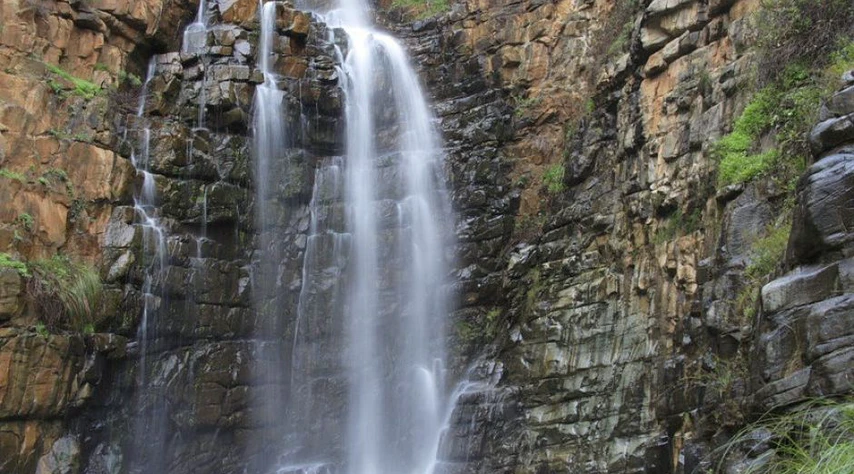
[1,0,852,473]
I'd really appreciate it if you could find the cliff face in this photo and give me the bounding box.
[0,0,852,472]
[402,0,853,472]
[0,1,195,471]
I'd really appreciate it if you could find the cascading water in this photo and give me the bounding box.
[183,0,210,128]
[182,0,209,54]
[333,18,451,474]
[128,58,171,474]
[252,1,293,455]
[252,0,455,472]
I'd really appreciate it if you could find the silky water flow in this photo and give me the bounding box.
[251,0,457,473]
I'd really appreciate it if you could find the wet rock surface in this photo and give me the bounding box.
[395,0,854,472]
[1,0,853,472]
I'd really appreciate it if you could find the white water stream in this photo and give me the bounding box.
[253,0,456,472]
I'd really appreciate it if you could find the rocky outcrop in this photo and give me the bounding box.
[750,76,854,413]
[0,329,125,473]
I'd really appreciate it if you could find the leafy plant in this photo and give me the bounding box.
[43,63,102,99]
[0,253,30,277]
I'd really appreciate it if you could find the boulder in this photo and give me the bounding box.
[219,0,258,27]
[788,153,854,264]
[809,113,854,156]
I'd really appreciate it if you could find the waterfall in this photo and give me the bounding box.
[334,20,450,474]
[253,0,455,472]
[182,0,209,54]
[183,0,210,128]
[252,2,293,460]
[128,58,171,474]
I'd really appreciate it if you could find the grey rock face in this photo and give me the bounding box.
[36,436,80,474]
[789,153,854,263]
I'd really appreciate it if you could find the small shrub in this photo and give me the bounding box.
[27,255,103,331]
[606,14,636,57]
[730,223,790,323]
[514,94,542,117]
[118,70,143,87]
[35,322,49,338]
[0,253,30,277]
[42,168,68,182]
[585,0,641,88]
[16,213,34,232]
[824,42,854,88]
[68,199,86,222]
[0,168,26,182]
[755,0,854,85]
[543,164,565,194]
[713,63,829,188]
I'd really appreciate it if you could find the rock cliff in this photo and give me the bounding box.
[0,0,852,472]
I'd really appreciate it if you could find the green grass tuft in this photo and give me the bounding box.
[746,225,790,279]
[391,0,450,20]
[543,164,565,194]
[720,400,854,474]
[653,207,703,244]
[27,255,103,331]
[717,149,779,188]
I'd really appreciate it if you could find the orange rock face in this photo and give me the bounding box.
[0,0,195,468]
[220,0,259,28]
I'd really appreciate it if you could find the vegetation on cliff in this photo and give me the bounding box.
[28,255,103,332]
[714,0,854,190]
[0,254,105,332]
[720,400,854,474]
[390,0,449,20]
[0,253,30,277]
[44,63,102,99]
